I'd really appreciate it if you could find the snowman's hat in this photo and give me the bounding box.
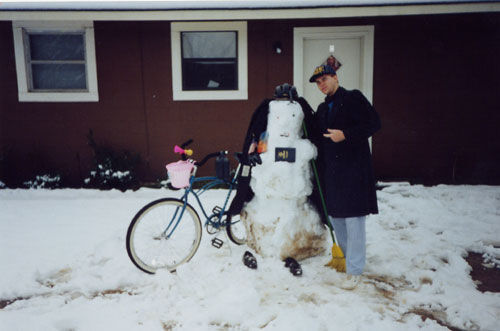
[274,83,298,101]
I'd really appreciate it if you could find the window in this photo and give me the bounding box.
[13,21,98,102]
[181,31,237,91]
[171,22,247,100]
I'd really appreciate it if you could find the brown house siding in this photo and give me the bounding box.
[372,13,500,184]
[1,12,499,187]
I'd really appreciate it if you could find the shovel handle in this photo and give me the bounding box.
[302,122,336,244]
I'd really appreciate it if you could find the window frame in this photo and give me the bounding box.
[180,30,238,91]
[171,21,248,101]
[12,21,99,102]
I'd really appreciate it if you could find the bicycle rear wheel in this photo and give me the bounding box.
[226,213,246,245]
[126,198,202,274]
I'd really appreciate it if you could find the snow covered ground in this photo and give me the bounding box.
[0,183,499,330]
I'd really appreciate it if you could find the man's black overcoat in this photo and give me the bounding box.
[311,87,381,218]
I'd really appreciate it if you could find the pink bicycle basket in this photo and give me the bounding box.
[166,160,194,188]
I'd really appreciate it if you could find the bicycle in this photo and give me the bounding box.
[126,140,247,274]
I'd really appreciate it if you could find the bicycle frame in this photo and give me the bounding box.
[163,162,241,239]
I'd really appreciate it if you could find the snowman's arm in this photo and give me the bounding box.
[298,97,322,147]
[241,99,273,163]
[297,140,317,161]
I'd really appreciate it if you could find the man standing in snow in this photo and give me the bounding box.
[309,64,381,289]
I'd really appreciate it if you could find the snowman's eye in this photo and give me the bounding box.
[292,114,295,117]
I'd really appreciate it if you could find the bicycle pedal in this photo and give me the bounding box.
[211,238,223,249]
[212,206,223,215]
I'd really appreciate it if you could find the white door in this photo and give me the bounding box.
[294,26,374,111]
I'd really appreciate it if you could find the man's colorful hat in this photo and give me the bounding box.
[309,64,336,83]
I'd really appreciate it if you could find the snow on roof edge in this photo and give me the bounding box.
[0,1,496,12]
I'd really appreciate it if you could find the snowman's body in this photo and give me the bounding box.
[242,100,326,261]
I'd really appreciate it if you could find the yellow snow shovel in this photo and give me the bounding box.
[302,123,346,272]
[311,159,346,272]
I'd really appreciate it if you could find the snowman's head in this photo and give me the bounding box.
[267,100,304,140]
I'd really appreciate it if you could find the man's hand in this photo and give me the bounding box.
[323,129,346,143]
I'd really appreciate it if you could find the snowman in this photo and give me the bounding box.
[241,85,326,275]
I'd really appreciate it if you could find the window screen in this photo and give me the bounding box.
[181,31,237,91]
[25,32,87,91]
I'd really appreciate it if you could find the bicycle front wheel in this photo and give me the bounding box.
[126,198,202,274]
[226,213,246,245]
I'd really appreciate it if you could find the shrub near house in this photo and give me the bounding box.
[84,130,142,191]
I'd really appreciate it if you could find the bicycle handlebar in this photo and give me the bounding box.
[173,139,233,167]
[180,139,193,149]
[195,150,228,167]
[174,139,194,161]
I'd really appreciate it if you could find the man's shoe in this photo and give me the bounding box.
[340,274,360,290]
[284,257,302,276]
[243,251,257,269]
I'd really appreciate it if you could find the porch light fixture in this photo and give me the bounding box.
[273,41,282,54]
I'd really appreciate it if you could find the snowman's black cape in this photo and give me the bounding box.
[228,97,327,225]
[227,98,271,216]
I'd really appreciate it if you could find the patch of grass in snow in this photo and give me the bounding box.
[0,298,24,309]
[161,320,180,330]
[363,274,412,299]
[0,286,139,310]
[466,251,500,293]
[403,307,476,331]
